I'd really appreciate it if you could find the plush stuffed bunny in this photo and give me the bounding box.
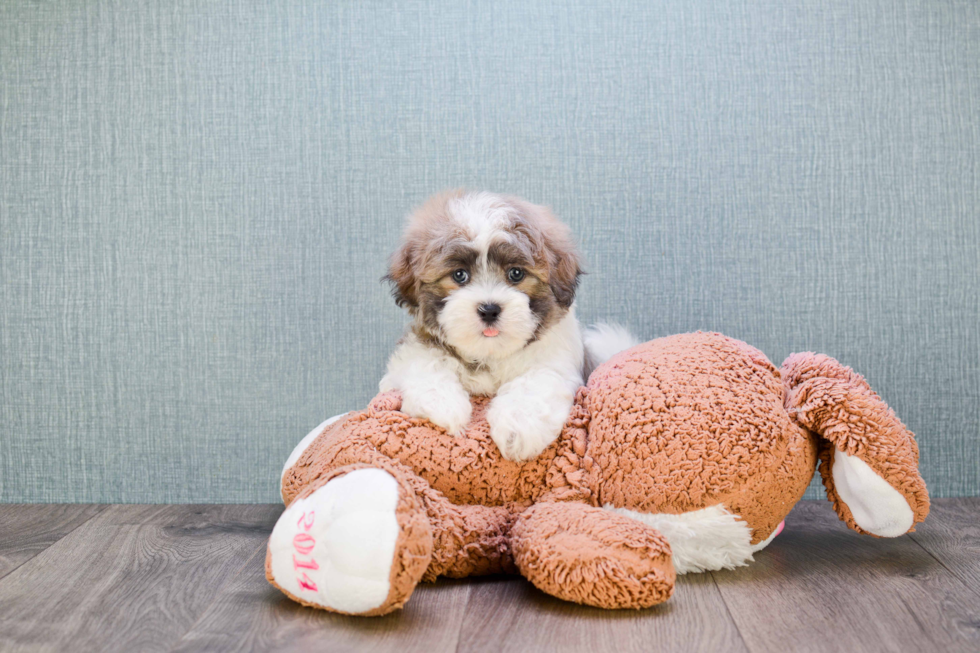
[267,332,929,616]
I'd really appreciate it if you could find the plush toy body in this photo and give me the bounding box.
[268,333,929,615]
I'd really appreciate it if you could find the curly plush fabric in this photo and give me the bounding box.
[269,331,929,615]
[282,393,587,508]
[585,333,816,543]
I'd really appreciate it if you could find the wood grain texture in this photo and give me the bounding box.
[909,498,980,597]
[455,572,748,653]
[711,501,980,653]
[1,501,978,652]
[0,504,106,579]
[0,504,281,653]
[173,546,472,653]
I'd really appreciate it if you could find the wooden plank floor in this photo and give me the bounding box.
[0,500,977,653]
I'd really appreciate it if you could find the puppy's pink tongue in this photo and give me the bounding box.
[482,327,499,337]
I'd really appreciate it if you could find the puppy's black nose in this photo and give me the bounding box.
[477,303,501,324]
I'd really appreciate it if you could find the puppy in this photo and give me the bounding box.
[380,190,585,461]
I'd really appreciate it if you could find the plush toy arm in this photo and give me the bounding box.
[510,501,674,609]
[782,353,930,537]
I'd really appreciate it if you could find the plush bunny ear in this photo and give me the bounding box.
[781,352,930,537]
[506,198,583,308]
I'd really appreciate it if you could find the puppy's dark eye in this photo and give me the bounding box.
[507,267,525,283]
[451,269,470,285]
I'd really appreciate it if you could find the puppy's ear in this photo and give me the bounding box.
[548,241,582,308]
[385,240,419,308]
[386,190,465,309]
[515,200,582,309]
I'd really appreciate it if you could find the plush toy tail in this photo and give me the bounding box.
[781,353,929,537]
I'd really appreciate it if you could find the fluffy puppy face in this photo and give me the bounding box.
[387,190,581,363]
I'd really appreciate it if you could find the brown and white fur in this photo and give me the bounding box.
[381,190,608,461]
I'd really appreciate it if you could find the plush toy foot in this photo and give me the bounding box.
[782,353,930,537]
[510,502,675,609]
[266,466,433,616]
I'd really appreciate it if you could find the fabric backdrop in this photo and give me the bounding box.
[1,0,977,503]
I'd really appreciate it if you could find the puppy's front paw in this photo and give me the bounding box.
[401,385,472,436]
[487,389,571,462]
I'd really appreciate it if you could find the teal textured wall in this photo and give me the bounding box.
[1,0,977,502]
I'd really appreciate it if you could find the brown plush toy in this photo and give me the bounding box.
[267,332,929,615]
